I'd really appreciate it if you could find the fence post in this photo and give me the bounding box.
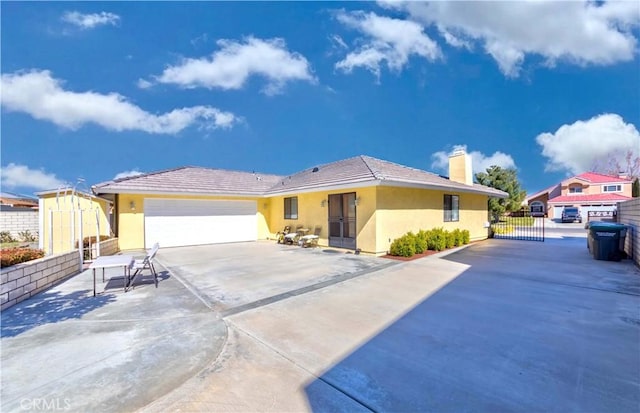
[71,209,75,252]
[78,209,84,271]
[48,209,53,255]
[96,209,101,258]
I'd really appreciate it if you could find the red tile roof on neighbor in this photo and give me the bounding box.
[548,193,632,204]
[573,172,632,184]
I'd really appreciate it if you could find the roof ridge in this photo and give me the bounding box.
[359,155,385,180]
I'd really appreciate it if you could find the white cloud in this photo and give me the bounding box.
[113,170,144,180]
[61,11,120,30]
[383,1,640,77]
[136,78,153,89]
[1,70,238,134]
[431,144,517,174]
[536,113,640,175]
[154,36,316,95]
[1,164,65,191]
[335,11,441,79]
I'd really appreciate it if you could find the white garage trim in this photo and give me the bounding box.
[144,198,257,248]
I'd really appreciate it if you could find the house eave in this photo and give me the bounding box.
[92,187,267,198]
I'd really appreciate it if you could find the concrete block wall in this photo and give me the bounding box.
[0,210,39,239]
[618,198,640,267]
[97,238,119,257]
[1,250,80,311]
[0,238,120,311]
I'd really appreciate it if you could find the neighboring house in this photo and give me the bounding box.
[0,192,38,209]
[37,188,113,255]
[527,172,633,220]
[82,152,506,256]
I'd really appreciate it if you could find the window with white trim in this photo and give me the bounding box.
[444,194,459,222]
[569,186,583,193]
[284,197,298,219]
[602,185,622,192]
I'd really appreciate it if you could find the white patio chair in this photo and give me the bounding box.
[127,243,160,291]
[299,225,322,248]
[283,225,304,245]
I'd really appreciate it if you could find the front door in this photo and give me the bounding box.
[328,192,357,249]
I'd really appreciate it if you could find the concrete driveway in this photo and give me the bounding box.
[147,237,640,412]
[2,237,638,412]
[155,242,396,315]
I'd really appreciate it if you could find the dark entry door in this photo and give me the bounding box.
[328,193,357,249]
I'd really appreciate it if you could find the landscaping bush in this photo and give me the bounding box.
[414,230,428,254]
[452,229,464,247]
[18,230,38,242]
[0,231,16,243]
[389,234,416,257]
[461,229,470,244]
[445,230,456,249]
[1,247,45,268]
[427,227,447,251]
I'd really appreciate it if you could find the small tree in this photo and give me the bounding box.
[475,166,526,221]
[591,149,640,180]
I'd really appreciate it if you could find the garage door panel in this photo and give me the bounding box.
[144,199,257,248]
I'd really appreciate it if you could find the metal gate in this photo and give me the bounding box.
[491,211,545,242]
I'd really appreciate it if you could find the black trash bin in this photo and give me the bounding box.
[588,222,628,261]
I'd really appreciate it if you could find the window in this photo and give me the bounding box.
[284,196,298,219]
[444,194,459,222]
[569,186,583,193]
[603,185,622,192]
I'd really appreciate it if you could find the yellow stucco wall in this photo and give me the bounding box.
[267,187,377,251]
[40,192,112,255]
[375,186,489,254]
[112,186,490,255]
[116,194,269,250]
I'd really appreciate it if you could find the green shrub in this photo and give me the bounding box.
[0,247,45,268]
[452,229,464,247]
[414,230,428,254]
[18,230,37,242]
[389,234,416,257]
[445,230,456,249]
[461,229,470,244]
[427,227,447,251]
[0,231,16,243]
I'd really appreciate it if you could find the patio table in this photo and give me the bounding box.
[89,255,134,297]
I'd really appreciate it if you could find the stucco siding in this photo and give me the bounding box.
[375,186,489,254]
[267,187,376,250]
[117,193,267,250]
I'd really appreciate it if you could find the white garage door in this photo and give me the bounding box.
[144,199,257,248]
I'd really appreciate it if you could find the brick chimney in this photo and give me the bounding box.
[448,150,473,185]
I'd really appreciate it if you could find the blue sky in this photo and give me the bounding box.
[2,1,639,197]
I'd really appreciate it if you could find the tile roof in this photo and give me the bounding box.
[572,172,632,184]
[266,155,507,197]
[93,166,283,196]
[93,156,508,198]
[548,193,631,203]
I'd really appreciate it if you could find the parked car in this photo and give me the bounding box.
[561,207,582,223]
